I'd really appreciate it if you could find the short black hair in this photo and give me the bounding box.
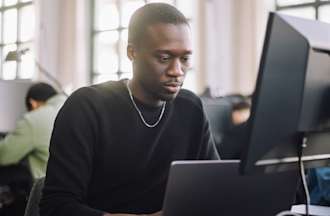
[225,94,251,111]
[128,3,189,46]
[25,82,57,111]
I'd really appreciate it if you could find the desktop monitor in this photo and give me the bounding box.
[0,79,32,134]
[240,12,330,174]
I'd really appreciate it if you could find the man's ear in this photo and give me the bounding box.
[29,99,45,111]
[29,99,39,110]
[127,43,136,61]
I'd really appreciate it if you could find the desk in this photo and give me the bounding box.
[291,204,330,216]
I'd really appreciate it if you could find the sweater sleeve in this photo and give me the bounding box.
[0,116,34,165]
[39,88,104,216]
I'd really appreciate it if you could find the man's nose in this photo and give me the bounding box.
[167,59,184,77]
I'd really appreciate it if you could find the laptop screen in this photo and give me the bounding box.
[162,160,298,216]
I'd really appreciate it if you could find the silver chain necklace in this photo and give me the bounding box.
[126,81,166,128]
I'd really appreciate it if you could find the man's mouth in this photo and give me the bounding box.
[163,82,182,94]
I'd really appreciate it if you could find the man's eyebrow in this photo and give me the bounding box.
[154,49,193,55]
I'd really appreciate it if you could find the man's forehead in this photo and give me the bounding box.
[143,23,192,50]
[146,22,190,36]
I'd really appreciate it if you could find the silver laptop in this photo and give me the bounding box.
[162,160,299,216]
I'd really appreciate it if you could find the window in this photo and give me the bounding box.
[0,0,35,80]
[276,0,330,23]
[92,0,198,91]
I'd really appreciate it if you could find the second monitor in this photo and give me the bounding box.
[240,12,330,174]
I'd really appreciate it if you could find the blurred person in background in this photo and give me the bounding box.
[219,94,251,159]
[0,82,66,216]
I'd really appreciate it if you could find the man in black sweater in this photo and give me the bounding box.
[40,3,219,216]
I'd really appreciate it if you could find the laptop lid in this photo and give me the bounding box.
[162,160,299,216]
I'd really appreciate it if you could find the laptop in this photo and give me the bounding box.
[162,160,299,216]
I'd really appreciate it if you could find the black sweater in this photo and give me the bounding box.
[40,80,219,216]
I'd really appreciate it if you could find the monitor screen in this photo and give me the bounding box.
[0,79,32,133]
[240,12,330,174]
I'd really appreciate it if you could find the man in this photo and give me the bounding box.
[220,94,251,159]
[40,3,219,216]
[0,82,66,179]
[0,82,66,216]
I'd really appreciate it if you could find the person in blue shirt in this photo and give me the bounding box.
[308,167,330,206]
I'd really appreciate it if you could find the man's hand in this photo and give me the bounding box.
[148,211,162,216]
[103,211,162,216]
[104,214,136,216]
[103,214,137,216]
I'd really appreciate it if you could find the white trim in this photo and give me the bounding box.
[256,154,330,165]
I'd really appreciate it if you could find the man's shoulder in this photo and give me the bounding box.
[75,80,124,97]
[68,80,124,101]
[176,89,203,111]
[47,94,67,107]
[24,102,59,122]
[60,80,127,114]
[18,109,51,132]
[92,80,124,92]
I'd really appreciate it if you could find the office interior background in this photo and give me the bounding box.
[0,0,329,96]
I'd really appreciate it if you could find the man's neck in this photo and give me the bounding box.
[127,79,164,107]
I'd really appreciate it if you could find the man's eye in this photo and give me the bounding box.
[181,56,191,63]
[158,55,170,62]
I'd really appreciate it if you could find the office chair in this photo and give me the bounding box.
[201,97,232,154]
[23,177,44,216]
[0,160,33,216]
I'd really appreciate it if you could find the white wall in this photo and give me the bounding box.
[35,0,275,95]
[35,0,90,93]
[203,0,275,96]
